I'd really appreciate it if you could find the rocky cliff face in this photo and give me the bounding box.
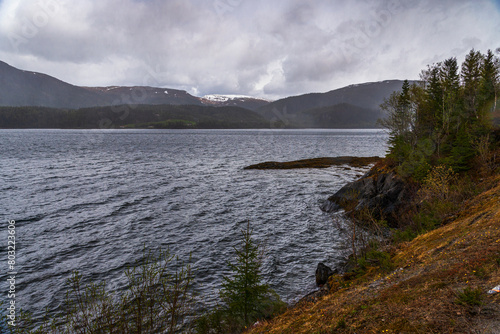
[321,166,412,227]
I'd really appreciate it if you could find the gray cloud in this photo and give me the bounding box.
[0,0,499,100]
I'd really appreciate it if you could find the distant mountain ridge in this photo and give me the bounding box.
[0,61,269,110]
[259,80,411,114]
[0,60,415,128]
[255,80,418,128]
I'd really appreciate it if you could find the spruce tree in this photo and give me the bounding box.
[461,49,483,120]
[219,223,278,326]
[479,49,499,120]
[196,223,285,333]
[440,57,461,134]
[424,64,444,132]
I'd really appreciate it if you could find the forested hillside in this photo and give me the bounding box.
[0,105,270,129]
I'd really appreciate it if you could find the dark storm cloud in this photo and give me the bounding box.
[0,0,499,99]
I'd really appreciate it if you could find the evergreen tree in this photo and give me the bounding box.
[423,64,443,136]
[379,80,415,148]
[479,49,499,121]
[440,57,461,134]
[461,49,483,121]
[219,223,271,325]
[196,223,285,333]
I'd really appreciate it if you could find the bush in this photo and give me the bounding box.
[357,249,394,274]
[5,248,194,334]
[392,229,418,243]
[419,165,455,201]
[455,287,483,306]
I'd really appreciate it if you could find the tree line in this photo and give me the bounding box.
[0,104,270,129]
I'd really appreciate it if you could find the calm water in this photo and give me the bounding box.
[0,129,388,318]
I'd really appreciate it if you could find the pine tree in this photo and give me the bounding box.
[423,64,444,133]
[479,49,499,120]
[461,49,483,120]
[219,223,278,326]
[196,223,285,333]
[440,57,461,134]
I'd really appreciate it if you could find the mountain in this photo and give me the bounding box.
[0,60,108,109]
[0,61,225,109]
[84,86,203,107]
[256,80,414,127]
[258,80,411,115]
[0,60,274,110]
[301,103,384,128]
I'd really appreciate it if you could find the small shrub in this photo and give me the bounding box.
[414,210,441,231]
[473,134,496,175]
[392,229,418,243]
[420,165,455,201]
[413,197,458,232]
[455,287,483,306]
[352,248,394,276]
[336,317,347,329]
[368,250,395,273]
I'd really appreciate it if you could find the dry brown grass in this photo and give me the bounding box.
[247,176,500,334]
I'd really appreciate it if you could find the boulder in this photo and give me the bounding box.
[315,262,335,286]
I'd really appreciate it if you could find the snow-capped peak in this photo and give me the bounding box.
[202,94,256,102]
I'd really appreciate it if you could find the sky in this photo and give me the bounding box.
[0,0,499,100]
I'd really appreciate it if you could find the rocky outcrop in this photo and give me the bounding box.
[321,167,412,227]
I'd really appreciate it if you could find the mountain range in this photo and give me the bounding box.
[0,60,410,128]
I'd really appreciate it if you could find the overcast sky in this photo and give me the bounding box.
[0,0,499,100]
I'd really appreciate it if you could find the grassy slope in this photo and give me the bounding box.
[248,176,500,334]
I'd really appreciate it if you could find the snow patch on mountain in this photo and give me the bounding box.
[202,94,258,102]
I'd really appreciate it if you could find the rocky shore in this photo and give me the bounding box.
[320,162,413,227]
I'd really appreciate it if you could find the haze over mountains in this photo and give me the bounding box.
[0,60,410,128]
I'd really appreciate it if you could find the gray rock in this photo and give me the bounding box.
[316,262,335,286]
[321,170,410,227]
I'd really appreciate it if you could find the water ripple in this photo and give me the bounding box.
[0,129,387,318]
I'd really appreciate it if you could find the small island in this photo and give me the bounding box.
[243,156,382,169]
